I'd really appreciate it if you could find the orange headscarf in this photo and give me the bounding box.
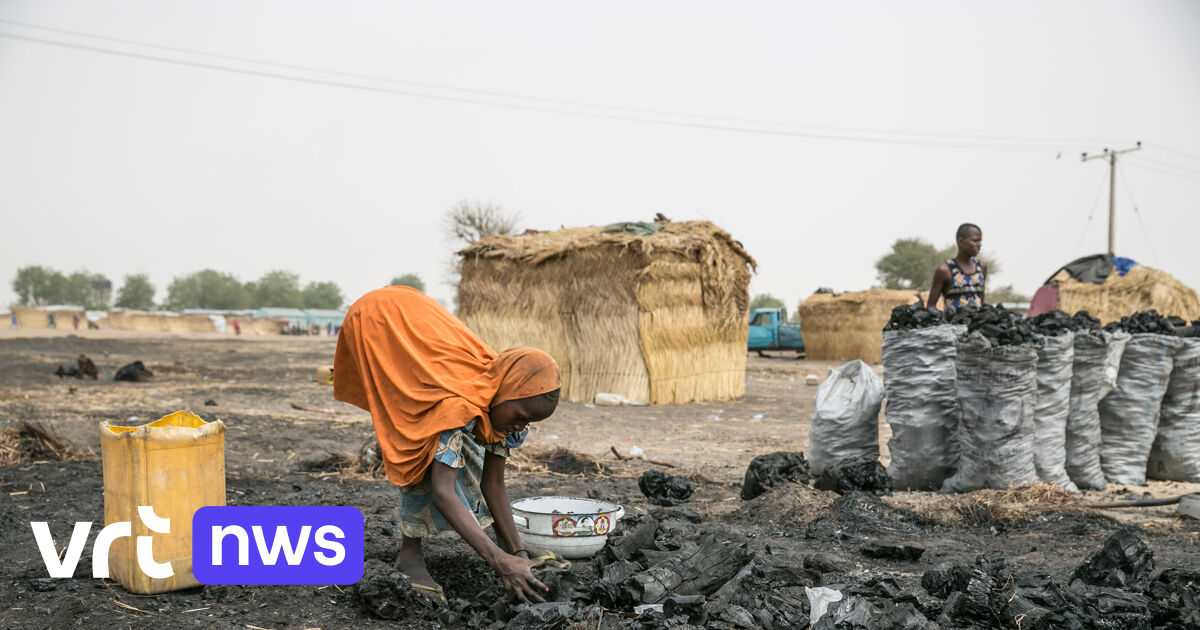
[334,286,560,487]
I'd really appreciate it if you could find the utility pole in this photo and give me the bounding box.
[1082,141,1141,255]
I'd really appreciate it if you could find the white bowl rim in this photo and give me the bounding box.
[511,495,622,515]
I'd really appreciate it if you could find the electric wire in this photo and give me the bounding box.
[1117,163,1158,263]
[1124,161,1200,182]
[1127,154,1200,178]
[1074,166,1110,256]
[1150,143,1200,163]
[0,25,1106,154]
[0,17,1119,148]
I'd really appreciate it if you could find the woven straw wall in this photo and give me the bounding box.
[458,221,754,405]
[798,288,924,363]
[1054,265,1200,324]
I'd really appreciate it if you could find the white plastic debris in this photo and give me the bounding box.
[806,374,819,386]
[633,604,664,615]
[805,586,843,627]
[594,392,628,406]
[752,413,764,420]
[584,403,595,409]
[630,445,644,456]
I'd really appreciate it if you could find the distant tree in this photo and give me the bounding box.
[443,200,522,296]
[875,239,953,290]
[115,274,156,309]
[877,237,1006,293]
[165,270,252,310]
[12,265,64,305]
[61,271,111,309]
[749,294,785,312]
[443,200,521,246]
[988,284,1030,304]
[302,281,344,310]
[389,273,425,292]
[248,270,303,308]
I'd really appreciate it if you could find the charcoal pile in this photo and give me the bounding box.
[1027,310,1101,336]
[741,451,811,500]
[1103,310,1177,335]
[54,354,98,379]
[883,303,947,331]
[949,305,1038,346]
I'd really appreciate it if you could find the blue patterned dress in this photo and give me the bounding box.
[397,419,527,538]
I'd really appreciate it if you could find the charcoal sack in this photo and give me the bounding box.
[1099,333,1182,485]
[1100,330,1131,398]
[1033,332,1077,492]
[809,360,883,476]
[882,325,963,490]
[1148,338,1200,482]
[942,332,1039,492]
[1065,331,1110,490]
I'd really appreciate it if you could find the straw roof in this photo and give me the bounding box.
[458,221,756,405]
[1053,263,1200,324]
[797,288,924,363]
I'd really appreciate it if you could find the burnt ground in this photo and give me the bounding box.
[0,331,1197,629]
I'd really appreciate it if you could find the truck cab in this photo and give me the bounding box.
[747,307,804,356]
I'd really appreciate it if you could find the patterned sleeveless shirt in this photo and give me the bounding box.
[943,257,985,312]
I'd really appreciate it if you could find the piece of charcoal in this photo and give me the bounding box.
[860,542,924,562]
[814,457,891,496]
[1070,529,1155,590]
[114,360,154,382]
[740,451,811,500]
[637,470,693,506]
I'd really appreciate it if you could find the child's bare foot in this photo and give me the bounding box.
[394,537,445,604]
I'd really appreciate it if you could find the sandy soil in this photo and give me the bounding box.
[0,330,1196,629]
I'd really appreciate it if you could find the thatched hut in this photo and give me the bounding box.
[1037,257,1200,324]
[457,221,756,405]
[797,288,924,363]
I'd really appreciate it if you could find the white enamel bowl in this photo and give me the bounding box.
[510,496,625,560]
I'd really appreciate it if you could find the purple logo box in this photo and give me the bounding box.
[192,506,364,585]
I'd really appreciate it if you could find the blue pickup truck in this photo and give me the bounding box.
[747,307,804,357]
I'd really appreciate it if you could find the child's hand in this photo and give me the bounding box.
[491,554,548,603]
[516,547,571,570]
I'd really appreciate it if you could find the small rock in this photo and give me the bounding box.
[29,578,56,592]
[204,399,218,406]
[861,542,925,562]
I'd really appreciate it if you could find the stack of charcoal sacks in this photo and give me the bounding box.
[880,304,962,490]
[942,305,1041,491]
[1098,311,1186,484]
[1149,318,1200,481]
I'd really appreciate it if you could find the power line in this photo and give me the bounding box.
[0,24,1108,153]
[1117,163,1157,263]
[0,17,1120,148]
[1073,167,1110,257]
[1126,154,1200,178]
[1125,161,1200,182]
[1149,143,1200,163]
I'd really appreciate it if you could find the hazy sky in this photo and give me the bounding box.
[2,1,1199,313]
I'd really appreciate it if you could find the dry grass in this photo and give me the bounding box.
[1054,264,1200,324]
[301,437,386,480]
[458,220,755,405]
[894,483,1079,526]
[0,421,91,465]
[798,288,925,363]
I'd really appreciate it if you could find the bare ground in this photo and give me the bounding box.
[0,330,1196,629]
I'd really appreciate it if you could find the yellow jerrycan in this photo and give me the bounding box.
[100,411,225,594]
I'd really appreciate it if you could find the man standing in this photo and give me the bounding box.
[927,223,986,313]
